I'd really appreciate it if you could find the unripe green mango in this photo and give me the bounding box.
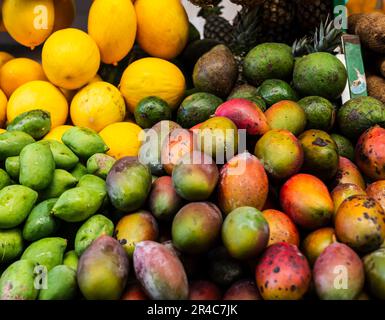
[0,185,38,229]
[52,187,105,222]
[363,248,385,299]
[70,163,88,181]
[0,228,23,264]
[0,131,35,160]
[21,237,67,271]
[77,174,106,195]
[0,168,11,190]
[0,260,38,300]
[38,265,77,300]
[77,235,129,300]
[19,142,55,191]
[7,110,51,140]
[39,169,78,200]
[75,214,114,256]
[62,127,109,159]
[87,153,116,179]
[5,156,20,181]
[22,199,60,242]
[43,140,79,170]
[63,250,79,271]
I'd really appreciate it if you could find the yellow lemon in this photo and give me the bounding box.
[43,124,73,142]
[89,74,102,84]
[0,89,7,128]
[99,122,143,159]
[88,0,137,65]
[7,80,68,128]
[0,58,47,97]
[42,28,100,90]
[2,0,55,49]
[53,0,75,31]
[0,52,14,68]
[134,0,189,60]
[70,81,126,132]
[120,57,185,114]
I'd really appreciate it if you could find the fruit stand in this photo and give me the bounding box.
[0,0,385,304]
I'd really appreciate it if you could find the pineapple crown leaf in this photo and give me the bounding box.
[292,15,343,57]
[198,5,224,19]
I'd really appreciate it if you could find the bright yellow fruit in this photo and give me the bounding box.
[0,129,6,134]
[70,81,126,132]
[42,28,100,90]
[0,52,14,69]
[53,0,75,31]
[2,0,55,49]
[99,122,143,159]
[7,80,68,128]
[0,89,7,128]
[89,74,102,84]
[0,58,47,97]
[120,57,185,114]
[43,124,73,142]
[88,0,137,65]
[134,0,189,60]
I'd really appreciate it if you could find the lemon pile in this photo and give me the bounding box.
[0,0,189,159]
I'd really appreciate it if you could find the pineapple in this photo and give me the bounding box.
[292,16,343,57]
[259,0,297,44]
[198,6,234,45]
[230,0,266,6]
[188,0,221,7]
[295,0,334,32]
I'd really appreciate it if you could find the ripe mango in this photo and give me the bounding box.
[313,243,364,300]
[21,237,67,271]
[133,241,188,300]
[188,280,222,300]
[106,157,152,212]
[367,180,385,211]
[302,227,337,266]
[223,280,262,300]
[255,243,311,300]
[172,202,222,254]
[331,183,366,218]
[77,235,129,300]
[334,156,366,190]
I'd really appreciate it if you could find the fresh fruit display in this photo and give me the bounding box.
[0,0,384,303]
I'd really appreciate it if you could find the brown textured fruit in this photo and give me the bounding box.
[334,156,366,190]
[133,241,188,300]
[262,209,300,247]
[223,279,262,300]
[188,280,222,300]
[367,180,385,211]
[302,227,337,266]
[218,152,268,215]
[280,174,334,230]
[255,242,311,300]
[355,126,385,181]
[313,243,365,300]
[335,195,385,253]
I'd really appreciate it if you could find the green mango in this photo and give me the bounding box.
[77,174,107,195]
[0,168,11,190]
[86,153,116,179]
[43,139,79,170]
[62,127,109,159]
[5,156,20,181]
[70,163,88,181]
[0,131,35,160]
[19,142,55,191]
[363,248,385,299]
[52,187,105,222]
[39,169,78,200]
[6,110,51,140]
[21,237,67,271]
[0,185,38,229]
[0,228,23,264]
[22,199,60,242]
[0,260,39,300]
[38,265,77,300]
[75,214,114,256]
[63,250,79,271]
